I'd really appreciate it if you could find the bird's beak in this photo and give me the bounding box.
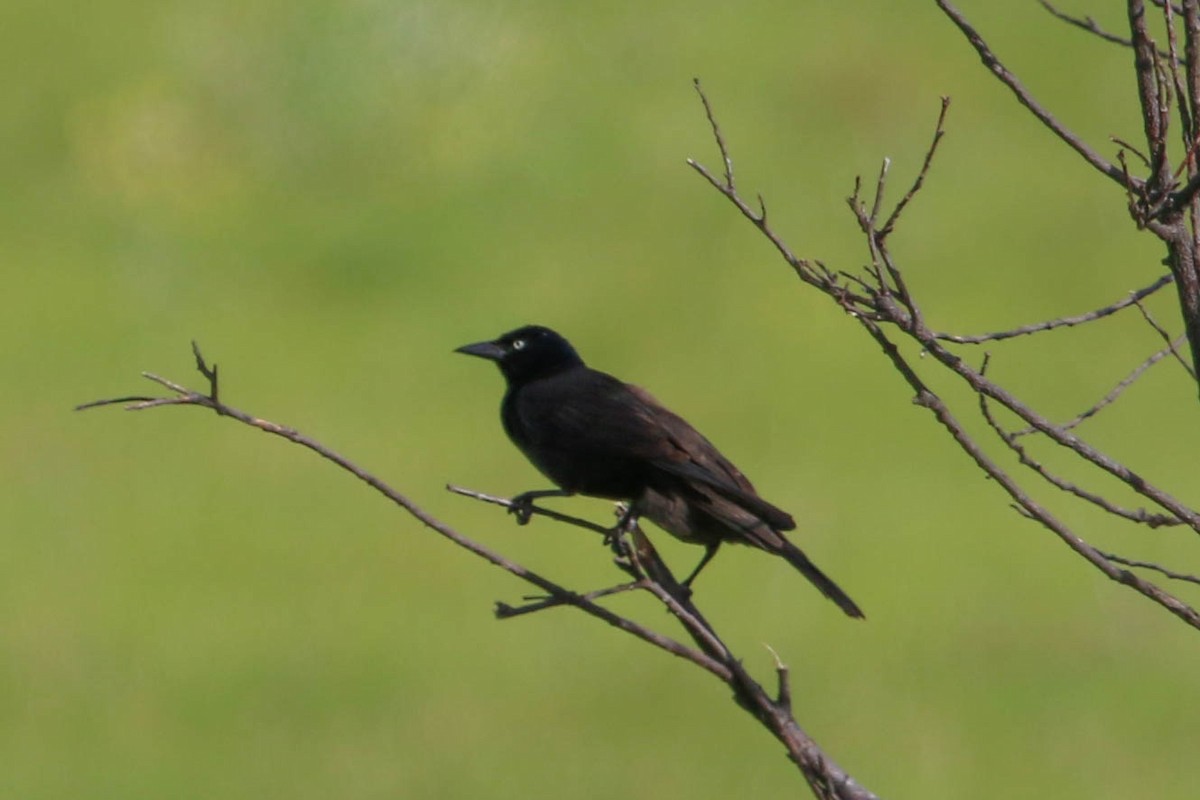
[455,339,506,361]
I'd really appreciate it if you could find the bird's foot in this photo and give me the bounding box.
[508,492,538,525]
[604,505,638,552]
[604,531,625,559]
[507,489,574,525]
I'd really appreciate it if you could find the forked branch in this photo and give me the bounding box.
[688,80,1200,631]
[77,344,879,800]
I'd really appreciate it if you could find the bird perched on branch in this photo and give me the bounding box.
[455,324,863,618]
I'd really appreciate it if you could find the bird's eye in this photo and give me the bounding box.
[511,339,526,350]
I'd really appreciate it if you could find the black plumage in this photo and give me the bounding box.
[455,324,863,618]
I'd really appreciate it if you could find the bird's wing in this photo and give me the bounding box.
[627,385,797,532]
[515,369,795,530]
[512,369,667,454]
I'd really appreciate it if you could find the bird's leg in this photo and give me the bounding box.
[508,488,573,525]
[681,542,721,587]
[605,504,639,551]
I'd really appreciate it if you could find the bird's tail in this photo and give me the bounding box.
[778,539,865,619]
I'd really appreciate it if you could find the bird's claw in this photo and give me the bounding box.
[604,505,637,550]
[508,493,536,525]
[602,527,621,550]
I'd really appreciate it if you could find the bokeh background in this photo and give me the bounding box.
[6,1,1200,797]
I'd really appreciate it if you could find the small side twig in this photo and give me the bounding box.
[446,484,614,537]
[1039,0,1140,49]
[764,643,792,712]
[495,581,641,618]
[880,96,951,237]
[689,81,1200,631]
[81,343,877,800]
[933,275,1173,343]
[77,347,730,681]
[693,78,735,193]
[1012,337,1184,436]
[1099,551,1200,585]
[1133,298,1197,377]
[978,355,1182,528]
[936,0,1127,186]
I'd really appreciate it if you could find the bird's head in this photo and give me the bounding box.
[455,325,585,384]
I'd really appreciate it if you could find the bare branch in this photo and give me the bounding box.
[868,158,890,227]
[1039,0,1140,49]
[857,318,1200,629]
[1159,0,1194,148]
[78,351,732,681]
[1183,1,1200,131]
[495,582,641,619]
[935,0,1127,186]
[1113,134,1153,168]
[446,484,615,537]
[80,345,878,800]
[919,327,1200,531]
[1129,0,1173,190]
[978,357,1183,528]
[191,340,220,408]
[689,84,1200,630]
[692,78,735,193]
[764,643,793,712]
[1134,297,1198,376]
[1100,550,1200,584]
[880,96,951,237]
[1151,1,1184,16]
[933,275,1173,343]
[941,279,1171,343]
[686,81,883,314]
[1012,338,1184,436]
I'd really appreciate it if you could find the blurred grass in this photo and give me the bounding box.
[4,1,1200,797]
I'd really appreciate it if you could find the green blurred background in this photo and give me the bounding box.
[5,1,1200,797]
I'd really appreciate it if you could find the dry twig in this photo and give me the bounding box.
[77,343,879,800]
[687,78,1200,630]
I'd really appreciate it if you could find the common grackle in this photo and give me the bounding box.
[456,324,863,618]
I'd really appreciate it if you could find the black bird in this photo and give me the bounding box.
[455,324,863,618]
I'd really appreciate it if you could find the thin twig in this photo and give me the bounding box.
[881,96,951,237]
[77,352,731,680]
[1038,0,1141,50]
[1160,0,1194,155]
[1112,135,1152,168]
[1150,1,1184,16]
[934,275,1173,344]
[936,0,1127,186]
[764,643,792,711]
[446,484,614,537]
[495,581,642,618]
[81,344,878,800]
[1129,0,1173,190]
[855,317,1200,629]
[920,322,1200,532]
[978,355,1182,528]
[687,82,871,306]
[693,78,735,193]
[1012,338,1184,436]
[868,158,890,226]
[689,84,1200,630]
[1133,298,1197,376]
[690,86,1200,535]
[1099,550,1200,584]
